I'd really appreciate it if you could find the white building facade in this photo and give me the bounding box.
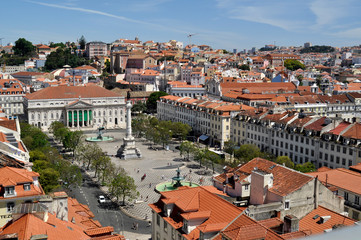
[24,85,126,131]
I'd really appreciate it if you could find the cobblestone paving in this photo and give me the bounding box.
[91,130,216,220]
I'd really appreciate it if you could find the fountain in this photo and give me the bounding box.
[155,167,200,193]
[86,127,114,142]
[172,167,184,188]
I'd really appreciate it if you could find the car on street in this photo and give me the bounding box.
[98,195,106,204]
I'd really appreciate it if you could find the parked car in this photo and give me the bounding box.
[98,195,106,204]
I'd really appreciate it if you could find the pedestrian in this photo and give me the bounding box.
[132,222,136,230]
[137,168,140,173]
[146,195,149,201]
[136,222,139,230]
[189,169,192,174]
[148,220,151,227]
[149,183,152,188]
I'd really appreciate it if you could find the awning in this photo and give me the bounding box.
[199,135,209,141]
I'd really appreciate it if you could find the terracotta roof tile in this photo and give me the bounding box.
[299,205,356,234]
[26,85,120,100]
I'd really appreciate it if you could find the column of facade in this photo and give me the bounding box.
[87,110,90,127]
[77,110,79,128]
[72,110,74,128]
[67,111,69,127]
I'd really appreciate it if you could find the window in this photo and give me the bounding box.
[355,196,360,205]
[349,160,353,167]
[343,147,347,154]
[336,157,340,164]
[285,200,290,210]
[7,202,14,212]
[5,186,15,196]
[156,214,160,226]
[344,192,349,201]
[342,158,346,166]
[164,219,168,232]
[24,184,31,191]
[349,148,353,156]
[245,184,249,190]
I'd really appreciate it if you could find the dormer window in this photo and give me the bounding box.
[5,186,15,196]
[24,184,31,191]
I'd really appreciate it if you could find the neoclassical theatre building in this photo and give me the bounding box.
[24,85,126,131]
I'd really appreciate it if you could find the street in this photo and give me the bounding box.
[69,169,151,239]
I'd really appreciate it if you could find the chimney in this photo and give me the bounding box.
[283,215,299,233]
[314,176,319,209]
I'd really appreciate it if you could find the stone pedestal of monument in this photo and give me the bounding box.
[118,101,142,159]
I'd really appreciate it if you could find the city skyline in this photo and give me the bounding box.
[1,0,361,49]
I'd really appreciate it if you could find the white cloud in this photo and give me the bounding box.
[26,1,188,34]
[310,0,349,27]
[215,0,309,31]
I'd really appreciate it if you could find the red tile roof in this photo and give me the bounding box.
[341,123,361,139]
[299,205,356,234]
[328,121,351,135]
[307,168,361,195]
[25,85,120,100]
[215,158,314,197]
[149,187,244,240]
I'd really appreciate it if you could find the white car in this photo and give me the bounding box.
[98,195,106,204]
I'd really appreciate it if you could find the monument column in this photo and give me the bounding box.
[118,101,141,159]
[126,101,132,138]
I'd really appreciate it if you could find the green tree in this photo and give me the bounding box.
[234,144,262,163]
[32,160,51,173]
[29,149,47,162]
[300,45,335,53]
[49,42,66,48]
[223,140,237,155]
[204,150,222,173]
[284,59,305,71]
[77,142,103,170]
[132,101,147,114]
[57,160,82,189]
[79,35,86,50]
[20,123,49,150]
[132,114,148,138]
[44,48,89,71]
[91,152,110,178]
[296,74,304,81]
[146,91,168,113]
[295,162,316,173]
[13,38,36,57]
[179,141,197,161]
[170,122,191,140]
[63,130,84,157]
[276,156,294,169]
[108,171,138,205]
[238,64,250,70]
[38,168,60,193]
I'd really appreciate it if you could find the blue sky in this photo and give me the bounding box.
[1,0,361,50]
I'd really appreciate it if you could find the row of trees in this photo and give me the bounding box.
[179,140,222,173]
[50,122,138,205]
[44,47,90,71]
[132,114,191,148]
[21,122,82,193]
[223,141,316,173]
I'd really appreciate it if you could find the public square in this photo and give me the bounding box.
[81,129,216,239]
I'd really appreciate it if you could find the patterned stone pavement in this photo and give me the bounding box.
[91,130,216,220]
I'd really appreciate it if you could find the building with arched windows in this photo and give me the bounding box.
[24,85,126,131]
